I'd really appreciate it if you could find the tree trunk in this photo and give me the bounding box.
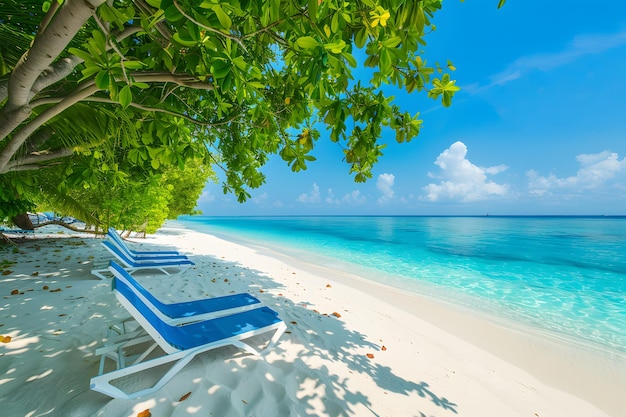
[11,213,35,230]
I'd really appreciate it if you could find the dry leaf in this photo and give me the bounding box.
[366,353,375,359]
[179,392,191,401]
[1,335,11,343]
[381,346,387,351]
[326,284,332,288]
[332,312,341,318]
[259,289,265,293]
[137,409,151,417]
[2,270,13,275]
[10,289,19,295]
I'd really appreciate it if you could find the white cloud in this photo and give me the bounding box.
[197,190,216,204]
[326,188,366,205]
[297,183,321,203]
[468,29,626,93]
[527,151,626,195]
[422,141,509,202]
[252,192,269,205]
[377,173,395,204]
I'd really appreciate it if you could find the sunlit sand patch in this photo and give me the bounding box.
[26,368,53,382]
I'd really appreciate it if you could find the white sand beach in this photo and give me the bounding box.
[1,222,624,417]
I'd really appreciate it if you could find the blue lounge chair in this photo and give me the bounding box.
[108,261,262,325]
[91,241,194,279]
[107,228,186,260]
[90,268,286,399]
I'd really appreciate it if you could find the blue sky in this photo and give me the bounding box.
[197,0,626,216]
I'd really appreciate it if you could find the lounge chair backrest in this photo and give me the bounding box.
[113,275,179,353]
[102,240,193,268]
[102,240,138,267]
[112,275,283,353]
[107,228,179,256]
[108,261,261,319]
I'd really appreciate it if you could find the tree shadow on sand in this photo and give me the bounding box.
[1,238,459,417]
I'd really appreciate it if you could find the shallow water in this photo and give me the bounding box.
[178,215,626,355]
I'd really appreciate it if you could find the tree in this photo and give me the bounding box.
[1,0,467,221]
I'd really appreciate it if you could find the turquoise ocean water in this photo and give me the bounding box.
[177,216,626,356]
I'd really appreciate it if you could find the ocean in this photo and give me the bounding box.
[177,215,626,356]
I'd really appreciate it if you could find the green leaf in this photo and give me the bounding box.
[213,5,232,29]
[68,47,94,63]
[498,0,507,8]
[355,27,368,49]
[382,36,402,49]
[119,85,132,108]
[308,0,318,22]
[95,70,109,89]
[173,32,198,47]
[296,36,321,50]
[342,52,357,68]
[123,60,147,70]
[211,60,231,78]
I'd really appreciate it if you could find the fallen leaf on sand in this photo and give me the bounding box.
[10,289,19,295]
[381,346,387,351]
[2,270,12,275]
[326,284,332,288]
[137,410,151,417]
[366,353,375,359]
[1,335,11,343]
[332,312,341,318]
[179,392,191,401]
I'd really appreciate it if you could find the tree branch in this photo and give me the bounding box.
[0,83,100,173]
[3,149,74,172]
[172,0,249,54]
[0,0,106,153]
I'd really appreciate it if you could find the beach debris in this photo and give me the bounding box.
[242,399,248,404]
[366,353,375,359]
[137,410,151,417]
[31,271,39,276]
[326,284,332,288]
[50,288,62,292]
[332,312,341,318]
[2,270,12,275]
[290,321,297,325]
[381,346,387,351]
[10,289,19,295]
[43,285,49,290]
[179,392,191,401]
[1,335,11,343]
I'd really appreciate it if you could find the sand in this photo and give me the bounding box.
[0,222,624,417]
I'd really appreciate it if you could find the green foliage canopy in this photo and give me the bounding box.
[0,0,473,223]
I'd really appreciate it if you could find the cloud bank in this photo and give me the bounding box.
[527,151,626,195]
[422,141,509,202]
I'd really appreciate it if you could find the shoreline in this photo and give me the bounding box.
[1,223,624,416]
[168,220,626,416]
